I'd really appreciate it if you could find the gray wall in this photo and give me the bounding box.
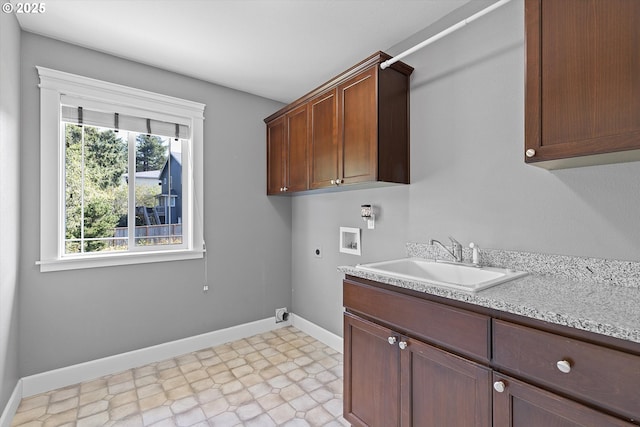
[0,11,21,412]
[19,33,290,376]
[292,0,640,336]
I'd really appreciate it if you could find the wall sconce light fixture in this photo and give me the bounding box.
[360,204,375,229]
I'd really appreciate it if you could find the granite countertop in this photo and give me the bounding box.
[338,244,640,345]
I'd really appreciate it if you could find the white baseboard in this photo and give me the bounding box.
[290,314,343,353]
[12,312,340,417]
[21,316,290,398]
[0,379,22,427]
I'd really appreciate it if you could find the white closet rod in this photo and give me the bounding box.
[380,0,513,70]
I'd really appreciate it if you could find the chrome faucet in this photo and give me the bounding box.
[430,236,463,263]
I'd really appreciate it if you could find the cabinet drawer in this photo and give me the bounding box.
[344,279,490,361]
[493,320,640,422]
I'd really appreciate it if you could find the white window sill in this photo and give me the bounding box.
[37,249,205,272]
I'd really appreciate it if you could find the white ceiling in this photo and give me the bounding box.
[13,0,472,103]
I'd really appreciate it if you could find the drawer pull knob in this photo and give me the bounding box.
[388,337,397,345]
[525,148,536,157]
[556,360,571,373]
[493,381,506,393]
[398,341,408,350]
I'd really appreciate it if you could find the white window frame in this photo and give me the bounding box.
[37,66,205,272]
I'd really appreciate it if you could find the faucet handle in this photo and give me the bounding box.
[469,242,480,266]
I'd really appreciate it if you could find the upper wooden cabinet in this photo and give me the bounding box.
[265,52,413,194]
[266,104,309,195]
[524,0,640,169]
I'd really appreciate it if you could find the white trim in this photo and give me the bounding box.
[0,380,22,427]
[21,317,290,397]
[37,249,205,272]
[290,314,344,354]
[37,67,205,119]
[10,313,341,410]
[37,66,205,272]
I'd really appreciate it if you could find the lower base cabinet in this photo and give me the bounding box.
[344,313,491,427]
[492,373,635,427]
[343,277,640,427]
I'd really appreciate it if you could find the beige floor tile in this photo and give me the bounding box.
[220,379,243,395]
[290,394,320,412]
[47,397,78,415]
[109,401,139,421]
[190,377,214,393]
[225,389,253,407]
[165,384,193,401]
[107,371,133,386]
[108,380,135,396]
[141,405,172,425]
[42,408,78,427]
[195,388,222,405]
[77,410,109,427]
[16,395,49,413]
[109,390,138,408]
[208,410,241,426]
[169,396,198,414]
[268,402,297,425]
[280,383,305,402]
[175,406,206,426]
[138,392,167,412]
[305,405,335,425]
[136,383,163,400]
[10,406,46,426]
[78,387,108,406]
[11,327,348,427]
[257,392,285,411]
[200,397,228,418]
[77,399,108,418]
[134,374,158,388]
[49,387,79,404]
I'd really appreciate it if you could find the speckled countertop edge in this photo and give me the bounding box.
[339,244,640,344]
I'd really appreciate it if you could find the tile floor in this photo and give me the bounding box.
[11,326,349,427]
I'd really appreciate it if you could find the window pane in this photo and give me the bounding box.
[64,124,128,254]
[134,135,183,247]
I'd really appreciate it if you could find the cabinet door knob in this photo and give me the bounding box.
[493,381,506,393]
[330,179,335,185]
[336,179,342,185]
[283,187,288,192]
[279,187,284,192]
[387,337,397,345]
[556,360,571,373]
[525,148,536,158]
[398,341,408,350]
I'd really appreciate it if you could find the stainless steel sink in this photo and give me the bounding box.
[355,257,527,292]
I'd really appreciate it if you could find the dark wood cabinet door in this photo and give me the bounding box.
[285,104,308,192]
[309,90,338,189]
[400,337,491,427]
[266,117,285,195]
[344,313,400,427]
[338,67,377,184]
[493,373,635,427]
[525,0,640,168]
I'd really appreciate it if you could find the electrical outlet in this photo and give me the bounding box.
[275,307,289,323]
[314,245,322,258]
